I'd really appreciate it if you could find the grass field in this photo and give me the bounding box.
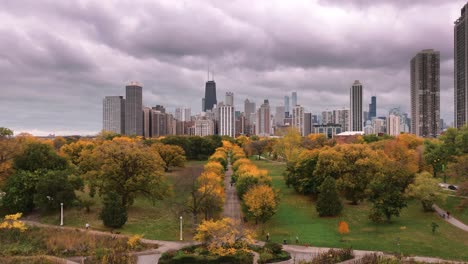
[39,160,206,241]
[252,160,468,261]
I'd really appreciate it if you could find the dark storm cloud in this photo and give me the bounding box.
[0,0,464,135]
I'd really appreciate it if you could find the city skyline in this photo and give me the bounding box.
[0,0,464,136]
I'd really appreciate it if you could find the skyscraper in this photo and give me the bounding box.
[103,96,125,134]
[284,96,290,117]
[256,99,271,137]
[333,109,349,132]
[369,96,376,120]
[219,102,235,137]
[304,113,312,136]
[204,80,217,111]
[175,107,191,122]
[244,99,256,135]
[225,92,234,106]
[292,92,297,107]
[143,107,152,138]
[274,106,285,126]
[350,80,363,131]
[410,49,440,137]
[387,114,401,136]
[455,3,468,128]
[125,82,143,136]
[292,105,304,135]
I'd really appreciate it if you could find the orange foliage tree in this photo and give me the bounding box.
[338,221,349,241]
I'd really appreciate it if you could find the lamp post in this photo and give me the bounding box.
[60,203,64,226]
[179,216,183,241]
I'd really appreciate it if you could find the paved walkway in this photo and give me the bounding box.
[222,163,242,223]
[433,204,468,232]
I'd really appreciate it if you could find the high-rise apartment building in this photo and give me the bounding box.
[256,100,271,137]
[143,107,152,138]
[218,102,235,137]
[125,82,143,136]
[274,106,285,126]
[387,114,401,136]
[304,113,312,136]
[204,80,217,111]
[350,80,363,131]
[284,96,290,117]
[333,109,349,132]
[292,92,297,107]
[321,111,334,125]
[455,4,468,128]
[194,118,214,136]
[175,107,191,122]
[292,105,304,135]
[103,96,125,134]
[410,49,440,137]
[368,96,377,120]
[349,80,363,131]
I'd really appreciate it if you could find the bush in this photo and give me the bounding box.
[264,242,282,255]
[302,248,353,264]
[159,246,253,264]
[99,192,127,228]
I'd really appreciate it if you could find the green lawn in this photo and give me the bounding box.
[253,160,468,261]
[39,160,206,241]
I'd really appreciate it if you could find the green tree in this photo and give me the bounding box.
[2,170,37,213]
[423,140,447,178]
[316,177,343,217]
[81,137,169,207]
[99,192,128,228]
[34,170,77,211]
[13,142,68,172]
[0,127,13,138]
[406,172,444,211]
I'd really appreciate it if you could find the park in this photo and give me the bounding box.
[0,127,468,263]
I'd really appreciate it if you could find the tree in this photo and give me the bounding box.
[0,127,13,138]
[60,140,95,166]
[99,192,128,228]
[197,171,225,220]
[248,140,267,160]
[53,136,67,150]
[236,168,271,199]
[316,177,343,217]
[194,218,254,256]
[0,136,21,186]
[13,142,68,172]
[284,149,321,195]
[273,128,302,162]
[34,170,77,211]
[446,155,468,181]
[243,185,278,225]
[423,140,447,178]
[338,221,349,241]
[81,137,169,207]
[2,170,37,213]
[406,172,444,211]
[151,143,186,172]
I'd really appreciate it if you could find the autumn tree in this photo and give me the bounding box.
[243,185,278,225]
[284,149,321,195]
[0,131,22,185]
[338,221,349,241]
[194,218,254,256]
[316,177,343,217]
[273,128,302,162]
[236,167,271,198]
[248,140,267,160]
[151,143,186,172]
[60,140,95,166]
[197,171,225,220]
[80,137,169,207]
[406,172,444,211]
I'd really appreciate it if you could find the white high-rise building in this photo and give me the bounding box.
[372,118,385,135]
[103,96,125,134]
[387,114,401,136]
[292,105,305,135]
[333,109,349,132]
[321,111,334,125]
[350,80,363,131]
[274,106,285,126]
[219,102,235,137]
[195,118,214,136]
[175,107,191,122]
[225,92,234,106]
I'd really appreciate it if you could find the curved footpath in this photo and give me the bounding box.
[433,204,468,232]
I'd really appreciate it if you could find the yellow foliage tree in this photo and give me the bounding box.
[151,143,186,172]
[243,185,278,225]
[0,213,27,232]
[194,218,254,256]
[204,161,225,177]
[273,127,302,162]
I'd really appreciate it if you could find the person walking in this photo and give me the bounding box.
[266,233,270,241]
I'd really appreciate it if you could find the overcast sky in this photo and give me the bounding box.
[0,0,464,136]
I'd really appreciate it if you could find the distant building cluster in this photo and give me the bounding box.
[103,3,468,139]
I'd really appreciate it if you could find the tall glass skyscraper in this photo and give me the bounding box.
[125,82,143,136]
[204,80,217,111]
[369,96,376,120]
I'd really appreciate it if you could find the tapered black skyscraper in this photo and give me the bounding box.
[204,78,217,111]
[368,96,376,120]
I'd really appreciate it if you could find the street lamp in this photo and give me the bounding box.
[179,216,183,241]
[60,203,64,226]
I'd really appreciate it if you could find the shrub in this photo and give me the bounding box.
[99,192,128,228]
[264,242,282,255]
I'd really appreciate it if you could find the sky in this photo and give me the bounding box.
[0,0,464,136]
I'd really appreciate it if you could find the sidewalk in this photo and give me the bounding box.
[433,204,468,232]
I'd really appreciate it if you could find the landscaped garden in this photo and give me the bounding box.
[252,160,468,261]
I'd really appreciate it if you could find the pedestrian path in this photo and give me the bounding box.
[222,162,242,223]
[433,204,468,232]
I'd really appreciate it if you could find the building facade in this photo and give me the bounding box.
[387,114,401,136]
[333,109,349,132]
[313,124,342,139]
[103,96,125,134]
[195,118,215,136]
[292,105,305,135]
[218,103,235,137]
[455,3,468,128]
[125,82,143,136]
[256,100,271,137]
[204,80,217,111]
[350,80,363,131]
[368,96,377,121]
[410,49,440,137]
